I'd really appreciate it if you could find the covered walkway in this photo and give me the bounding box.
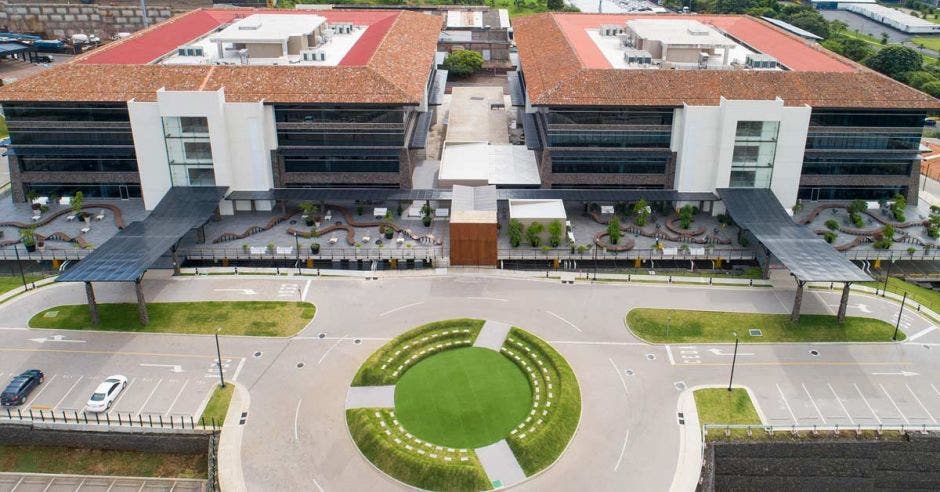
[57,187,227,325]
[718,188,872,322]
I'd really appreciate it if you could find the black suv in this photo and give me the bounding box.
[1,369,44,406]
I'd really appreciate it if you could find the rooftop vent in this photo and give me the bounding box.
[687,25,710,36]
[332,23,353,35]
[238,20,263,31]
[177,45,204,57]
[624,48,652,66]
[302,49,326,62]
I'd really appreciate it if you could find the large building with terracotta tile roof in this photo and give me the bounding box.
[0,8,443,211]
[511,12,940,210]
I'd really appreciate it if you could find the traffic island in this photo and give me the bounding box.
[28,301,316,336]
[626,308,903,343]
[345,319,581,491]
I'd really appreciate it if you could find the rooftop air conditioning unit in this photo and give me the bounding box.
[333,23,353,34]
[745,53,777,70]
[302,49,326,62]
[600,24,624,36]
[624,49,652,66]
[238,20,263,31]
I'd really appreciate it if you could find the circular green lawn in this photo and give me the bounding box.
[394,347,532,449]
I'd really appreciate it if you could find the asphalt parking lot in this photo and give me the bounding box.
[0,473,205,492]
[0,350,241,424]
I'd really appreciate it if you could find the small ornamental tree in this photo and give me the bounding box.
[678,204,695,229]
[607,216,622,245]
[548,220,563,248]
[633,199,650,227]
[526,222,544,247]
[71,191,84,216]
[442,49,484,78]
[825,219,839,231]
[508,219,523,248]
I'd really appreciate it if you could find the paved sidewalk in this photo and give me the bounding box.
[218,384,249,492]
[473,320,512,351]
[345,385,396,409]
[475,439,527,488]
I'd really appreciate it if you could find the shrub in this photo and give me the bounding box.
[526,222,544,247]
[576,244,588,254]
[633,199,650,226]
[548,220,563,248]
[19,228,36,247]
[882,224,896,242]
[422,215,432,227]
[908,246,917,256]
[825,219,839,231]
[823,231,837,244]
[848,199,867,214]
[716,213,733,226]
[874,238,892,250]
[851,212,864,228]
[442,49,484,78]
[71,191,84,216]
[608,216,622,245]
[678,204,695,229]
[791,201,804,214]
[508,219,523,248]
[929,225,940,239]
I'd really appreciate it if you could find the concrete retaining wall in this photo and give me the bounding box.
[0,1,206,38]
[0,421,212,454]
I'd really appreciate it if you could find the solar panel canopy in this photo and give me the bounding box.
[718,188,872,282]
[57,187,227,283]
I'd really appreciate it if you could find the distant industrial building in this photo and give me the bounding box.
[843,3,940,34]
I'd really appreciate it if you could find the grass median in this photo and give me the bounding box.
[29,301,316,336]
[0,274,44,295]
[861,277,940,314]
[626,308,903,343]
[0,444,207,478]
[199,383,235,426]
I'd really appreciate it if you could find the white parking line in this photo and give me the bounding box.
[378,302,424,317]
[311,478,325,492]
[879,384,909,424]
[137,378,163,416]
[665,345,675,365]
[933,384,940,399]
[854,383,882,425]
[23,374,56,406]
[107,378,134,415]
[318,334,348,365]
[165,380,190,416]
[546,311,582,333]
[827,383,855,425]
[776,384,798,424]
[52,376,83,412]
[613,429,630,472]
[232,358,246,382]
[801,383,826,424]
[294,398,303,443]
[906,384,937,424]
[301,279,311,301]
[608,358,629,397]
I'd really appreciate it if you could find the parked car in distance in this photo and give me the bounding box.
[1,369,44,406]
[0,137,11,147]
[85,375,127,412]
[34,54,54,63]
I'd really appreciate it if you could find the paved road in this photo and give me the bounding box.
[1,273,938,491]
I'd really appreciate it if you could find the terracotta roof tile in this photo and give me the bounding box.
[515,13,940,109]
[0,9,441,105]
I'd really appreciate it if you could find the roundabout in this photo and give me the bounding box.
[345,319,581,491]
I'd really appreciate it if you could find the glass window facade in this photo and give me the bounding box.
[284,155,400,173]
[729,121,778,188]
[543,108,673,151]
[162,116,215,186]
[24,183,142,199]
[551,152,670,174]
[801,155,914,176]
[798,186,907,201]
[4,102,139,175]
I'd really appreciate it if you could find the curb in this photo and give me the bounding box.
[218,384,249,492]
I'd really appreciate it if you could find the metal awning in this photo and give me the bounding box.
[521,113,541,150]
[409,111,432,150]
[508,72,525,107]
[428,69,448,106]
[226,188,717,203]
[718,188,871,282]
[57,187,227,282]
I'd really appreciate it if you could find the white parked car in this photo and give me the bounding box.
[85,375,127,412]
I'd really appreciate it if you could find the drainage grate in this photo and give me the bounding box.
[624,369,635,376]
[354,339,362,344]
[645,353,656,361]
[674,381,687,391]
[470,96,485,100]
[677,412,685,425]
[809,349,820,357]
[253,351,262,358]
[43,311,59,318]
[748,328,763,337]
[297,362,305,368]
[239,411,248,425]
[318,333,326,339]
[925,344,931,350]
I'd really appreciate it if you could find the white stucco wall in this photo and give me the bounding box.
[127,88,278,212]
[672,97,811,211]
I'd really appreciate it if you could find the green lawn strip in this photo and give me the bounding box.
[0,274,45,295]
[351,318,485,386]
[0,444,208,478]
[28,301,315,336]
[694,388,762,441]
[860,277,940,315]
[626,308,903,343]
[0,115,7,138]
[199,383,235,426]
[346,408,491,491]
[505,328,581,476]
[394,347,531,449]
[913,35,940,51]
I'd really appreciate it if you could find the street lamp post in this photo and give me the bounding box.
[893,292,907,341]
[294,232,301,274]
[13,244,28,291]
[593,244,598,281]
[882,259,893,296]
[727,331,739,391]
[214,328,226,388]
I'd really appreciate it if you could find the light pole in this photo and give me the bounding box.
[893,292,907,341]
[13,244,27,291]
[882,258,893,295]
[294,232,301,274]
[593,244,598,281]
[214,328,226,388]
[727,331,739,391]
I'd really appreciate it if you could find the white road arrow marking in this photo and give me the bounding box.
[871,371,919,377]
[707,348,754,356]
[140,363,184,373]
[213,288,257,295]
[28,335,85,344]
